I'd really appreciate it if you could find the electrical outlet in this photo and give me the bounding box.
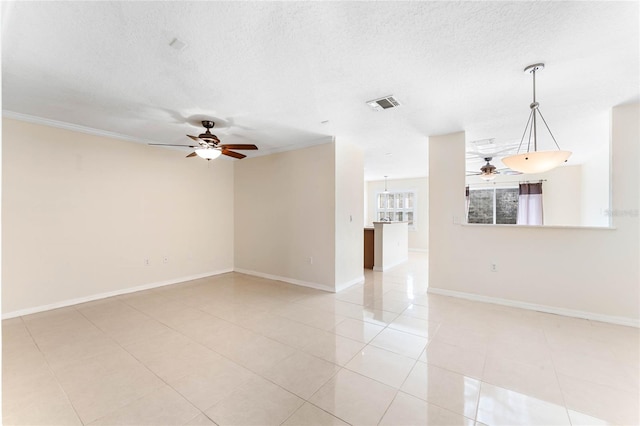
[307,256,313,265]
[491,263,497,272]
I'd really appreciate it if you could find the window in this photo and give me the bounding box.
[468,187,518,224]
[376,191,416,229]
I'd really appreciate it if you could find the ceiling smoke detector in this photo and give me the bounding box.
[366,95,401,111]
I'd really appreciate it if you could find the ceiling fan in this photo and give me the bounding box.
[149,120,258,160]
[467,157,499,180]
[466,157,522,181]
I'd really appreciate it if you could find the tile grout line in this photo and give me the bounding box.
[542,327,615,425]
[116,279,353,423]
[18,314,86,426]
[474,333,490,424]
[376,347,424,425]
[74,304,206,425]
[543,325,583,426]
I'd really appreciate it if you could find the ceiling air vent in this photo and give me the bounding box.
[366,95,401,111]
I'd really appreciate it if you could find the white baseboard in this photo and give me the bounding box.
[2,269,233,320]
[427,287,639,328]
[373,257,409,272]
[233,268,363,293]
[335,276,365,292]
[234,268,334,293]
[409,248,428,253]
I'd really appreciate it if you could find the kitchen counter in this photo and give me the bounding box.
[363,222,409,271]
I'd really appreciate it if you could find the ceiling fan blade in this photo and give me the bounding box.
[149,143,198,148]
[466,172,482,176]
[219,144,258,150]
[221,149,246,159]
[187,134,202,142]
[186,152,197,158]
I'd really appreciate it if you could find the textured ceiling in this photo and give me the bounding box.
[2,1,638,180]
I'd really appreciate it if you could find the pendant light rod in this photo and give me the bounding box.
[518,109,534,155]
[537,109,562,150]
[515,63,565,155]
[531,66,538,151]
[384,175,388,192]
[502,63,572,174]
[532,64,537,104]
[526,64,562,151]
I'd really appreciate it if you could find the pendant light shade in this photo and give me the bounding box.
[502,63,571,174]
[195,148,222,160]
[502,150,572,174]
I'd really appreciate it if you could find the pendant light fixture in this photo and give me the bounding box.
[383,176,389,193]
[502,63,571,174]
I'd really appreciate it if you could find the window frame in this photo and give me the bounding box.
[467,185,519,225]
[375,190,418,230]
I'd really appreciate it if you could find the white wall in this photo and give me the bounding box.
[2,118,235,316]
[366,177,429,251]
[581,143,611,227]
[541,165,582,226]
[429,103,639,325]
[335,139,365,290]
[234,142,337,291]
[466,165,583,226]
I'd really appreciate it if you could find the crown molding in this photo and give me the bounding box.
[2,110,160,145]
[3,110,335,159]
[257,135,335,157]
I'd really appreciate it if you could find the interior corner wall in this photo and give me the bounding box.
[233,142,336,291]
[366,177,429,251]
[538,165,582,226]
[428,131,466,291]
[581,143,611,227]
[429,104,639,325]
[2,118,235,316]
[335,139,364,290]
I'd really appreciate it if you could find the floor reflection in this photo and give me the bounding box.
[3,252,637,425]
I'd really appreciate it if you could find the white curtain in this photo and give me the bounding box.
[517,182,543,225]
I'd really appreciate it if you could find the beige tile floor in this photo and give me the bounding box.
[3,252,639,425]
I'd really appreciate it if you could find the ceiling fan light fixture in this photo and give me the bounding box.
[195,148,222,160]
[502,63,572,174]
[480,173,497,181]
